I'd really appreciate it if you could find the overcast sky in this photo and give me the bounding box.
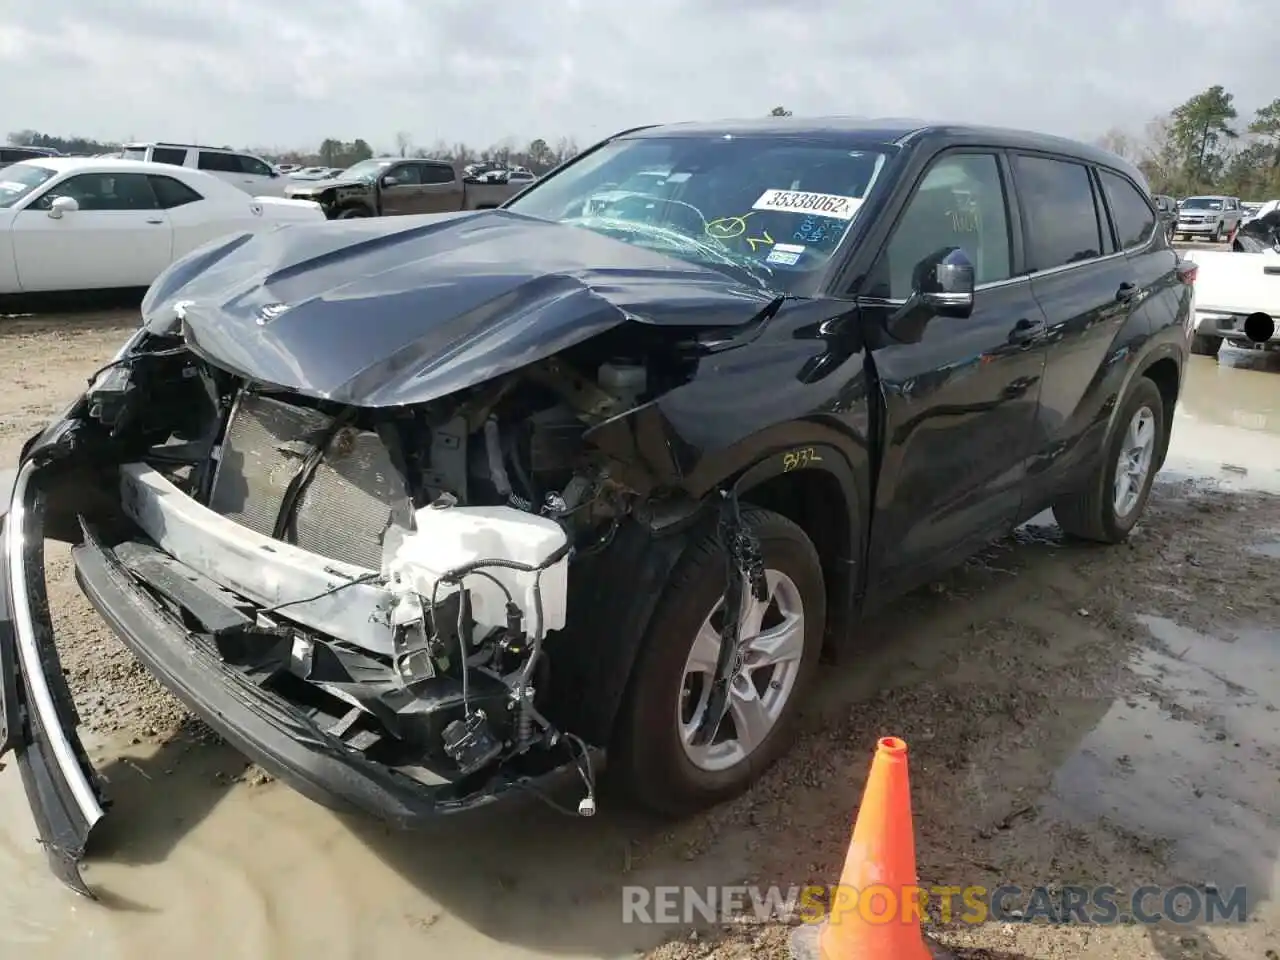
[0,0,1273,154]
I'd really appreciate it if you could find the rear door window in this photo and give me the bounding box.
[422,164,457,185]
[197,152,240,173]
[1012,154,1104,271]
[1098,170,1156,250]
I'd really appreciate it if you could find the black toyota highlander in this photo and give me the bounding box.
[0,117,1193,896]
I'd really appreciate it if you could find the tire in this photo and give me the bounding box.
[1052,377,1166,544]
[1211,223,1223,242]
[1190,334,1223,357]
[610,507,826,816]
[335,207,370,219]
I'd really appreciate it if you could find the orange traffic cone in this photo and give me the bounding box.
[791,737,952,959]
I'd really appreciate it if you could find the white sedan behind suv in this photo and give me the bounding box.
[0,157,323,294]
[120,142,289,197]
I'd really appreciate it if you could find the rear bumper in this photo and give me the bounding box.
[0,460,576,897]
[1195,308,1280,343]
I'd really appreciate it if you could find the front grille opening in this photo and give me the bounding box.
[206,390,411,570]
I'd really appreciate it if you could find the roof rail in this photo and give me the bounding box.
[127,142,242,152]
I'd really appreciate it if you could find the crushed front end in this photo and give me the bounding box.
[0,322,702,895]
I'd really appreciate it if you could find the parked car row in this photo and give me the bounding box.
[0,157,325,295]
[1,116,1193,895]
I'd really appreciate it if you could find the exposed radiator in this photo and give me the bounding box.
[206,392,410,570]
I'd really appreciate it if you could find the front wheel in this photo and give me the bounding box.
[611,508,826,816]
[1211,223,1223,242]
[335,207,371,219]
[1052,377,1166,544]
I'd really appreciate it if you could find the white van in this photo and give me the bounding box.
[120,142,288,197]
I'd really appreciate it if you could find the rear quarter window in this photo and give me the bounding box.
[1098,170,1156,249]
[149,175,204,208]
[1012,154,1103,271]
[151,147,188,166]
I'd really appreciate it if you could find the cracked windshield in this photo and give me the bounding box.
[506,137,889,290]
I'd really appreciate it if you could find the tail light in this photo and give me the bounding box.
[1176,260,1197,285]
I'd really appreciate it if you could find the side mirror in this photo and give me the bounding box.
[47,195,78,219]
[381,176,399,187]
[886,247,975,343]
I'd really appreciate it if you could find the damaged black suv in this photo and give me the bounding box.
[0,117,1192,895]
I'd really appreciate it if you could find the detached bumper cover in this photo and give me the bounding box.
[0,463,106,896]
[0,461,570,897]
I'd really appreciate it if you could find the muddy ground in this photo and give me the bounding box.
[1,297,1279,960]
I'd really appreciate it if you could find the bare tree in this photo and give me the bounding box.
[395,131,413,158]
[1094,127,1138,162]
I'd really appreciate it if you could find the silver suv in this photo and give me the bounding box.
[1175,195,1243,242]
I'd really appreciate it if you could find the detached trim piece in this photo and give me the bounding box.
[2,461,105,896]
[119,463,400,656]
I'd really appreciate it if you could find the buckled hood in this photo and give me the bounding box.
[140,210,777,407]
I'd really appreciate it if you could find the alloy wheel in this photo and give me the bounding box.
[677,569,805,772]
[1114,406,1156,518]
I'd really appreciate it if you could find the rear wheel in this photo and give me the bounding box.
[611,508,826,816]
[1052,377,1166,544]
[1190,334,1223,357]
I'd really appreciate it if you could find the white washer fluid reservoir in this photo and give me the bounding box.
[386,505,570,634]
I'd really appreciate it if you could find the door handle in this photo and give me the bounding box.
[1116,281,1138,302]
[145,218,164,224]
[1007,318,1043,344]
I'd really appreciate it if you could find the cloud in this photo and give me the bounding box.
[0,0,1273,153]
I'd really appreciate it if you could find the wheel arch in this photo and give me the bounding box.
[730,446,864,661]
[1117,343,1183,470]
[544,436,868,747]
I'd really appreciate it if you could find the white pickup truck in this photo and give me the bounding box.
[1189,205,1280,357]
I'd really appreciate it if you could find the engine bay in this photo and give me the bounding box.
[62,324,701,803]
